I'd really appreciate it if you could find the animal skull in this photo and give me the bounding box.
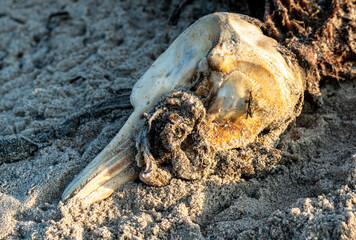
[62,12,304,204]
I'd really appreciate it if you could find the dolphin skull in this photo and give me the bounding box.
[62,12,304,204]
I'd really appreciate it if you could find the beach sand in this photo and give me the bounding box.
[0,0,355,239]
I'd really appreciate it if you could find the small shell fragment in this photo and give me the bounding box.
[62,12,304,204]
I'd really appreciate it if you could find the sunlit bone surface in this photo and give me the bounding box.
[62,12,304,204]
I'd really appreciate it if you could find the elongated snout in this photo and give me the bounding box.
[62,114,141,204]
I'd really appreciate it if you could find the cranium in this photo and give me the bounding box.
[62,12,304,204]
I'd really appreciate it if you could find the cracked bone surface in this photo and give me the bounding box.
[62,12,304,204]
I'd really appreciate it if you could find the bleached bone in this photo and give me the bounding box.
[62,13,303,204]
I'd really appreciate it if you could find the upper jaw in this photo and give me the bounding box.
[61,113,141,204]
